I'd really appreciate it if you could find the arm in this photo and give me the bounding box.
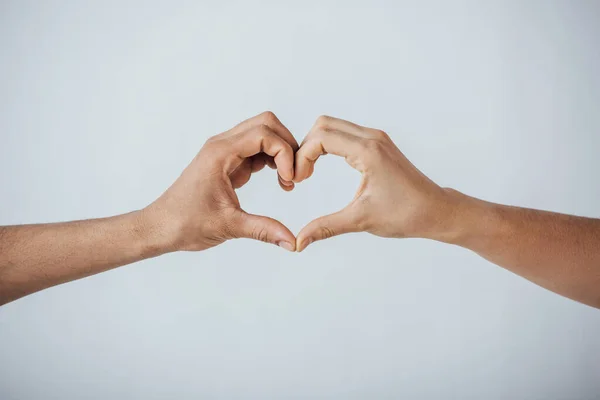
[441,193,600,308]
[0,213,165,305]
[0,111,298,305]
[293,116,600,308]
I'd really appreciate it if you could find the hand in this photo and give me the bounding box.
[293,116,458,251]
[143,111,298,252]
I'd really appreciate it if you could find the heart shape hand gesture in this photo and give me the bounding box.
[5,112,598,309]
[145,112,459,253]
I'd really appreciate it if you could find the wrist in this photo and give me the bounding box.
[424,188,498,246]
[133,207,178,257]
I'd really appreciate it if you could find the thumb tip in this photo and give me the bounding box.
[277,240,295,252]
[238,212,296,248]
[296,236,315,252]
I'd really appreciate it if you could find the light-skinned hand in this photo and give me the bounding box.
[293,115,459,251]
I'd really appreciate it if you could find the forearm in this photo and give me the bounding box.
[0,112,300,305]
[436,189,600,308]
[0,210,170,305]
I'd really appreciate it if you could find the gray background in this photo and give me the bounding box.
[1,0,599,398]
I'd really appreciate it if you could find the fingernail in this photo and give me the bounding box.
[278,241,295,252]
[281,179,293,187]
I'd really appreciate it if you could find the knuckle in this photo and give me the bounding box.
[248,124,273,144]
[309,129,326,144]
[280,141,293,155]
[256,124,272,136]
[372,129,390,141]
[315,115,332,129]
[204,134,220,147]
[260,111,277,124]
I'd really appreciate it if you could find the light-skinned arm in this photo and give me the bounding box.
[293,116,600,309]
[0,112,298,305]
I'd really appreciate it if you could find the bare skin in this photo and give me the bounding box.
[0,112,298,305]
[294,116,600,309]
[1,112,599,308]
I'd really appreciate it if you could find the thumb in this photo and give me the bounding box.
[296,207,362,252]
[231,211,296,252]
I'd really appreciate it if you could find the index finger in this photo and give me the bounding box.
[231,111,299,151]
[293,119,365,183]
[226,125,296,182]
[232,111,298,188]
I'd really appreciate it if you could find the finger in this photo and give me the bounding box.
[261,156,293,190]
[251,153,280,173]
[278,173,295,191]
[293,138,323,183]
[230,210,296,252]
[231,111,299,152]
[231,151,293,191]
[294,126,363,183]
[230,154,290,190]
[308,115,377,139]
[266,157,276,169]
[250,154,269,173]
[227,125,295,182]
[296,206,362,252]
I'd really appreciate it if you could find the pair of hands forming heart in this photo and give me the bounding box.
[144,112,460,253]
[4,112,599,308]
